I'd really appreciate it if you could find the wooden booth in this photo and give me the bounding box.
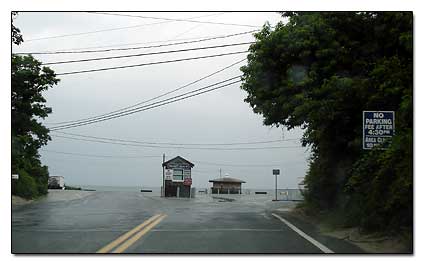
[209,176,245,194]
[162,156,194,198]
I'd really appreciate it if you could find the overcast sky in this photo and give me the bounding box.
[12,12,310,189]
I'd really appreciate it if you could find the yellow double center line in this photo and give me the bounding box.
[97,213,167,253]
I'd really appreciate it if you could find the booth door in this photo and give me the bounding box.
[165,184,177,197]
[179,185,191,198]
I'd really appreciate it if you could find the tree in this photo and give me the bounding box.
[240,12,412,232]
[12,12,23,45]
[12,13,60,198]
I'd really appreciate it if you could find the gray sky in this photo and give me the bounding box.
[13,12,310,189]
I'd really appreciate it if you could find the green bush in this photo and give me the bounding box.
[33,165,49,195]
[345,129,413,233]
[303,155,338,210]
[240,13,412,235]
[12,169,39,199]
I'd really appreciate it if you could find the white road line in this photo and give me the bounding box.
[276,208,293,212]
[151,228,284,232]
[271,213,334,254]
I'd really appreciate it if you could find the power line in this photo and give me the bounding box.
[50,135,304,151]
[170,22,206,40]
[42,42,254,65]
[27,30,257,53]
[55,50,248,75]
[168,12,229,40]
[47,79,240,130]
[15,30,258,55]
[46,58,246,126]
[40,149,161,159]
[41,148,279,172]
[48,76,241,129]
[193,160,298,167]
[48,78,242,130]
[89,12,261,28]
[24,13,226,42]
[51,131,299,146]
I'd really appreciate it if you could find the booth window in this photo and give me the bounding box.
[184,169,191,178]
[173,169,183,181]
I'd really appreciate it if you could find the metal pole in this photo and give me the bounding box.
[275,173,278,201]
[162,153,165,197]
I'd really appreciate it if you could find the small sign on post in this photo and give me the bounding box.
[272,169,280,201]
[164,169,173,180]
[183,177,192,186]
[12,174,19,180]
[363,111,395,150]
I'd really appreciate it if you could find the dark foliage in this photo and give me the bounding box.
[240,12,412,232]
[12,13,60,199]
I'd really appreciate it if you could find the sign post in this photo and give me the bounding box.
[162,154,165,197]
[363,111,395,150]
[273,169,280,201]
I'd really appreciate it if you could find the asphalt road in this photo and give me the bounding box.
[12,190,363,254]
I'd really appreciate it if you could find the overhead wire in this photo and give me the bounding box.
[50,134,304,150]
[40,149,161,159]
[170,21,207,40]
[48,76,241,128]
[42,42,254,65]
[48,77,243,130]
[51,131,299,146]
[22,13,302,170]
[24,30,258,53]
[88,12,261,28]
[168,12,229,40]
[15,30,258,55]
[193,160,298,167]
[40,149,290,171]
[46,58,247,125]
[23,12,228,42]
[55,51,248,75]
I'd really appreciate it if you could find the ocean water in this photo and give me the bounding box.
[73,185,304,201]
[77,185,150,192]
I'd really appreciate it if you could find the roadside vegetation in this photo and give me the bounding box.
[12,12,60,199]
[64,185,82,191]
[240,12,412,238]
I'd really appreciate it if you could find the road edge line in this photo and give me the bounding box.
[96,213,162,253]
[271,213,334,254]
[112,214,167,253]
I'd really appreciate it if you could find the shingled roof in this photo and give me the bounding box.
[162,156,194,168]
[209,177,246,183]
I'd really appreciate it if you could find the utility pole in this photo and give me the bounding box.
[162,153,165,197]
[219,168,222,179]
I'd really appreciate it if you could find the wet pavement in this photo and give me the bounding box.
[12,190,364,254]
